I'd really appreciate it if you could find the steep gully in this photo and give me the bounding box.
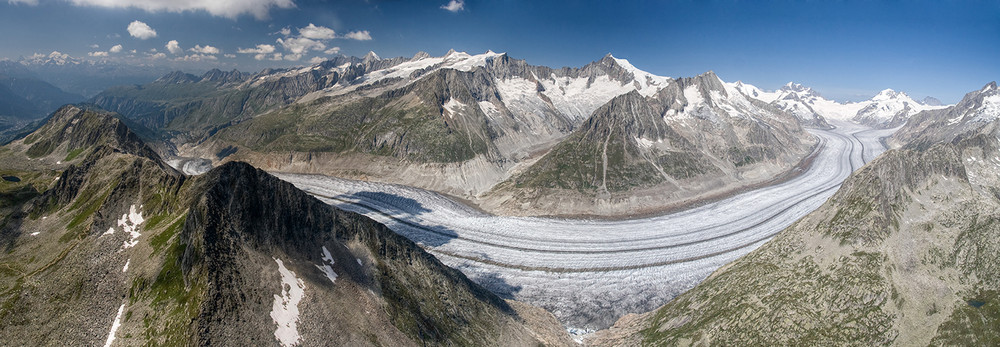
[274,120,897,331]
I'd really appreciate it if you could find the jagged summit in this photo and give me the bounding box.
[362,50,380,62]
[411,51,431,60]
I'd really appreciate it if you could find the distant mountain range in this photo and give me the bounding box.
[731,80,950,128]
[16,51,170,98]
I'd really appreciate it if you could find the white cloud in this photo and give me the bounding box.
[298,23,335,40]
[257,53,283,61]
[68,0,296,20]
[283,53,302,61]
[278,27,292,36]
[224,54,236,58]
[276,37,324,55]
[323,47,340,55]
[237,44,276,54]
[440,0,464,12]
[148,52,167,59]
[88,51,109,57]
[127,20,157,40]
[175,54,218,62]
[190,44,220,54]
[149,48,157,52]
[130,49,137,53]
[343,30,372,41]
[308,56,327,64]
[109,44,123,53]
[165,40,182,54]
[7,0,38,5]
[89,44,100,49]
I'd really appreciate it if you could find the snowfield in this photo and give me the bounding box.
[275,121,896,330]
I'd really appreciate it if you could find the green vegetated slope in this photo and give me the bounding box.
[0,107,569,346]
[594,83,1000,346]
[214,68,500,164]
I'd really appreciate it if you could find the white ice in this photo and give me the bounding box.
[271,257,305,347]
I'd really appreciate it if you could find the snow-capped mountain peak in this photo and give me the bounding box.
[598,53,672,97]
[872,88,907,101]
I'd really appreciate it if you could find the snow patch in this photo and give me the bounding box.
[103,304,125,347]
[477,101,501,119]
[314,246,338,284]
[30,232,40,236]
[271,258,305,347]
[122,259,130,273]
[117,205,144,250]
[634,136,657,149]
[683,85,704,108]
[442,98,466,118]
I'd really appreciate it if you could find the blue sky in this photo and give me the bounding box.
[1,0,998,103]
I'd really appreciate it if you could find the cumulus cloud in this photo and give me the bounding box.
[323,47,340,55]
[440,0,464,12]
[224,54,236,58]
[148,52,167,59]
[343,30,372,41]
[283,53,302,61]
[88,51,109,57]
[308,56,326,64]
[68,0,296,20]
[190,44,221,54]
[109,44,123,53]
[89,44,100,49]
[237,44,276,54]
[165,40,182,54]
[276,37,325,55]
[298,23,335,40]
[127,20,157,40]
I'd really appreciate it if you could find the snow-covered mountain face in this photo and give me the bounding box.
[731,81,951,128]
[853,88,949,128]
[891,82,1000,148]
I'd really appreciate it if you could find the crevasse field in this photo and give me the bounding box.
[276,121,897,331]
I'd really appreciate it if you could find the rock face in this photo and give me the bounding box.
[591,83,1000,346]
[891,82,1000,149]
[483,72,815,216]
[0,106,570,346]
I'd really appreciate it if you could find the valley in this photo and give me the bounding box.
[274,121,896,331]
